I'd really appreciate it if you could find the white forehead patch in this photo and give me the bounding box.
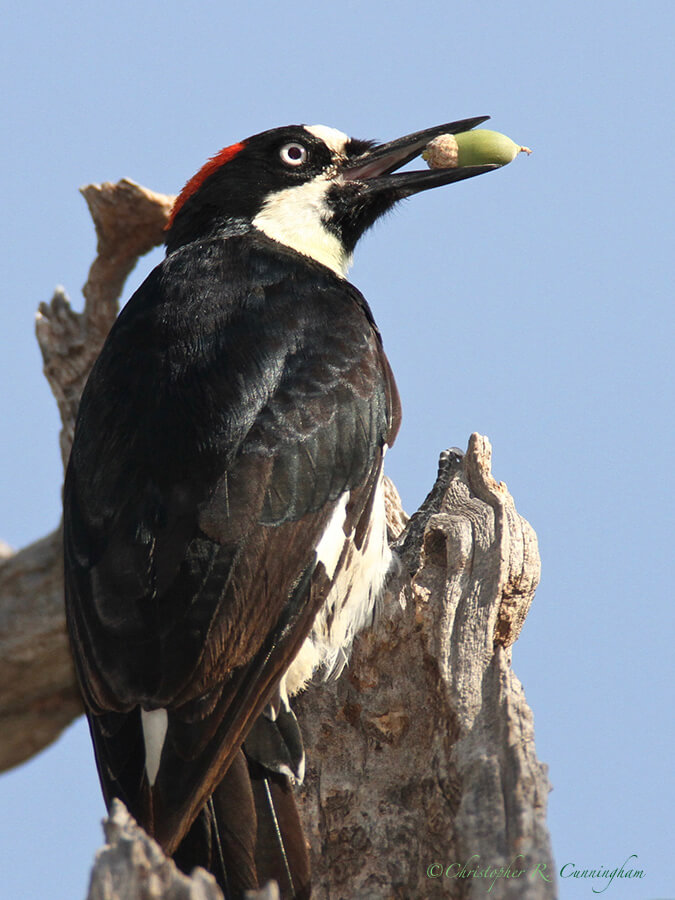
[304,124,349,156]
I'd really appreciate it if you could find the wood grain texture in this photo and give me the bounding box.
[294,440,553,899]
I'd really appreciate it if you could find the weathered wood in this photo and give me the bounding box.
[35,178,175,468]
[87,799,276,900]
[0,178,554,898]
[87,799,225,900]
[0,528,80,771]
[0,179,175,772]
[294,440,553,899]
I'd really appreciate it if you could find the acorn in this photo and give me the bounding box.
[422,129,532,169]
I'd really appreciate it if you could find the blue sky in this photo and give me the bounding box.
[1,2,673,898]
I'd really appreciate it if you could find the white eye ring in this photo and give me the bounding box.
[279,142,308,167]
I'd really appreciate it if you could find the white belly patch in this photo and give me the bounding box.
[283,471,393,696]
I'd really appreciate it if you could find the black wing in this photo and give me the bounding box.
[64,233,400,852]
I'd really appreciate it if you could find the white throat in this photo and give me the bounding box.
[252,178,352,277]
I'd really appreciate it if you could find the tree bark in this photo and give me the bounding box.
[0,179,174,772]
[0,180,555,898]
[86,799,278,900]
[295,445,553,898]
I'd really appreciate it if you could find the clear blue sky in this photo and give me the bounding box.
[1,2,673,898]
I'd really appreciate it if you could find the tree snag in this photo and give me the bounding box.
[0,179,555,898]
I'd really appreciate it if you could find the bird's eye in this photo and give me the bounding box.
[279,142,308,167]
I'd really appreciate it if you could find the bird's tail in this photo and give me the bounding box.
[247,759,311,900]
[172,709,310,900]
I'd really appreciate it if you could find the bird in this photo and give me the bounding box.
[64,117,496,899]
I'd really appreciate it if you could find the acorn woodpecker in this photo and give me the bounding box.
[64,118,495,899]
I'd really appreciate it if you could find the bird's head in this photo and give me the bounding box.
[166,117,495,275]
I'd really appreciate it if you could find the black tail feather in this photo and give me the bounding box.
[173,748,258,898]
[249,761,311,900]
[172,804,210,875]
[172,747,310,899]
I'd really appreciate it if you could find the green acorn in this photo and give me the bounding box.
[423,129,532,169]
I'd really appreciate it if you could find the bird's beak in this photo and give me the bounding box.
[341,115,497,197]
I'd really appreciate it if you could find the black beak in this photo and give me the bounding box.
[342,116,497,197]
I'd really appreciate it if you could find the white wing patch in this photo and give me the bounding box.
[140,707,168,787]
[283,468,393,696]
